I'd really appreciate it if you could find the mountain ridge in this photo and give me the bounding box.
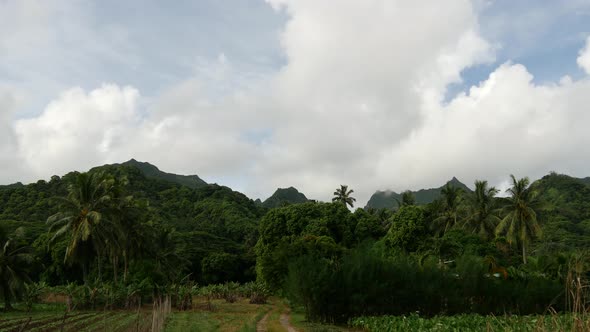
[261,186,309,208]
[365,177,472,209]
[101,159,208,189]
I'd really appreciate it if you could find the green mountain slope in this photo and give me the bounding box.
[531,172,590,250]
[261,187,309,208]
[107,159,208,189]
[365,177,471,209]
[0,161,262,283]
[578,177,590,186]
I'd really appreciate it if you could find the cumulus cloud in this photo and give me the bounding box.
[578,36,590,75]
[0,86,27,182]
[253,0,494,201]
[4,0,590,207]
[383,63,590,191]
[15,85,140,177]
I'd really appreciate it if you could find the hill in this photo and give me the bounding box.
[530,172,590,251]
[261,187,309,208]
[578,177,590,186]
[365,177,471,209]
[0,161,263,284]
[106,159,208,189]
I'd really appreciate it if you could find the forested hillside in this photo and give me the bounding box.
[1,162,589,326]
[0,161,264,286]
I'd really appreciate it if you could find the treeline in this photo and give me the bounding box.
[1,164,590,322]
[256,175,590,322]
[0,164,266,309]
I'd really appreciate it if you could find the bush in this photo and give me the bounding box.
[24,281,48,311]
[286,245,565,323]
[242,281,270,304]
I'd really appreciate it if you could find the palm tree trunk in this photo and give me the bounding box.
[522,243,527,264]
[82,262,88,285]
[2,281,13,310]
[98,257,102,281]
[113,256,118,284]
[123,252,128,283]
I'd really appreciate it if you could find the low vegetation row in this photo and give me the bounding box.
[350,313,590,332]
[19,280,269,312]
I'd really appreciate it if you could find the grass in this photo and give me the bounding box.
[163,297,271,332]
[9,301,587,332]
[0,303,154,332]
[289,308,361,332]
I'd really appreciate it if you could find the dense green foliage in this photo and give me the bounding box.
[117,158,207,189]
[0,227,33,309]
[0,161,264,299]
[265,174,590,323]
[1,160,589,329]
[286,246,564,323]
[350,313,589,332]
[255,202,383,291]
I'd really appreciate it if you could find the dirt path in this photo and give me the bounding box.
[256,312,270,332]
[279,312,298,332]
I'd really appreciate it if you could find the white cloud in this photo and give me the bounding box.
[15,85,140,178]
[3,0,590,208]
[578,36,590,75]
[0,86,27,183]
[382,63,590,192]
[253,0,493,201]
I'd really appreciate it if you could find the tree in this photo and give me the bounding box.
[46,172,117,282]
[255,202,351,290]
[395,191,416,208]
[496,175,543,264]
[385,205,426,253]
[432,184,463,235]
[332,185,356,208]
[462,180,500,239]
[0,227,33,310]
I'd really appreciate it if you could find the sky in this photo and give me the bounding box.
[1,0,590,206]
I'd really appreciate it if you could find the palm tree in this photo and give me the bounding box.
[118,200,150,282]
[0,227,33,310]
[395,191,416,208]
[432,184,463,235]
[47,172,117,282]
[496,175,543,264]
[332,185,356,208]
[462,180,500,239]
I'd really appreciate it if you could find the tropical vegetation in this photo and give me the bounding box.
[0,161,589,331]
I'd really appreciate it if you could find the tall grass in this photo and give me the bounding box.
[563,253,589,331]
[151,295,172,332]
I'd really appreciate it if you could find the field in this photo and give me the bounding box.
[350,313,590,332]
[0,298,321,332]
[0,304,153,332]
[6,301,589,332]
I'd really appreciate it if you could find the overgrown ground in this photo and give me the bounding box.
[0,304,153,331]
[350,313,590,332]
[0,298,351,332]
[5,300,588,332]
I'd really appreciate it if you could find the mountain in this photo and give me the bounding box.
[107,159,207,189]
[0,160,263,283]
[365,177,471,209]
[578,177,590,186]
[0,182,24,189]
[530,172,590,250]
[262,187,309,208]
